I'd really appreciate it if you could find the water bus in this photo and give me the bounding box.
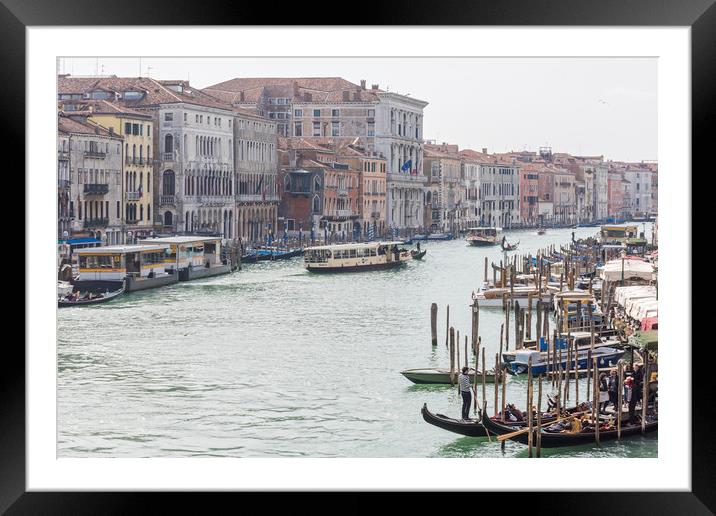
[304,241,410,273]
[465,227,501,246]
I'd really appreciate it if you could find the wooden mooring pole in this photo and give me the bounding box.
[430,303,438,347]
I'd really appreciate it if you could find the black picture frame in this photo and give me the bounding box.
[5,0,709,511]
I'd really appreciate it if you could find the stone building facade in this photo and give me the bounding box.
[59,113,124,245]
[234,109,279,242]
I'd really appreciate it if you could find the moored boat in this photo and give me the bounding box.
[481,410,657,448]
[472,286,552,308]
[401,367,503,384]
[304,241,410,273]
[507,346,626,375]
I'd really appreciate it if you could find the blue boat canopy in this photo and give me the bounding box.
[60,237,102,245]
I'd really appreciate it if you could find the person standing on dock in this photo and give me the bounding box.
[608,369,619,411]
[629,363,644,423]
[598,373,610,414]
[458,367,472,421]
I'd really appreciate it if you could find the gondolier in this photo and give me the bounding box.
[458,367,472,421]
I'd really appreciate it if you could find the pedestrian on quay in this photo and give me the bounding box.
[598,372,610,414]
[628,363,644,423]
[458,366,472,421]
[608,369,620,411]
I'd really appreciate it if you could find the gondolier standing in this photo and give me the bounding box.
[458,366,472,421]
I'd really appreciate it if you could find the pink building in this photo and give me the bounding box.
[519,162,540,225]
[607,171,626,219]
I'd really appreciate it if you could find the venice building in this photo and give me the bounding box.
[58,112,124,245]
[203,77,427,230]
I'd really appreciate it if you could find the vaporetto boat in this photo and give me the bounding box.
[303,241,411,273]
[465,227,501,246]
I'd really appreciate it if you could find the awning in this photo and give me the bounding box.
[61,238,102,245]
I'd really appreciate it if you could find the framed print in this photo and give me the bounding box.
[5,0,713,510]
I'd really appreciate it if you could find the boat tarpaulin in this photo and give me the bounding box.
[633,330,658,352]
[600,259,655,282]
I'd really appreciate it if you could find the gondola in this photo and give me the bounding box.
[58,286,124,307]
[421,404,498,437]
[410,249,427,260]
[500,236,519,252]
[422,403,582,438]
[480,410,657,448]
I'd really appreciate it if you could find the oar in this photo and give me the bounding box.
[496,409,591,442]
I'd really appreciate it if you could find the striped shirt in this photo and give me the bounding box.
[458,373,472,392]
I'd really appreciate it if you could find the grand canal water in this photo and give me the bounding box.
[57,224,657,458]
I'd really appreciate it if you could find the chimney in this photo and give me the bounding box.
[108,127,114,135]
[360,80,366,90]
[240,91,245,102]
[482,148,487,154]
[371,84,379,90]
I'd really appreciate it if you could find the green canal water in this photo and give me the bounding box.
[57,224,657,458]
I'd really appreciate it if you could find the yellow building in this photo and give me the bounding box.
[65,100,156,241]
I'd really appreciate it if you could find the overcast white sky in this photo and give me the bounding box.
[59,57,656,162]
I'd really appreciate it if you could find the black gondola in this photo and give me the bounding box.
[421,403,580,438]
[501,236,519,251]
[421,404,495,437]
[58,286,124,307]
[411,249,427,260]
[480,410,657,448]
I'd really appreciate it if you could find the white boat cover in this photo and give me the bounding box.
[599,259,655,281]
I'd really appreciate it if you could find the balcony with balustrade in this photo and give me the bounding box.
[84,150,106,159]
[126,190,143,201]
[160,195,175,205]
[83,183,109,195]
[83,218,109,228]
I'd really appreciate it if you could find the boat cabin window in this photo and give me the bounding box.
[142,250,169,265]
[79,254,120,269]
[349,249,357,258]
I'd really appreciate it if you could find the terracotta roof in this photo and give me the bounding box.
[58,75,234,111]
[58,99,150,118]
[58,113,117,137]
[203,77,382,104]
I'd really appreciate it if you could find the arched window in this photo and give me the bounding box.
[162,170,175,196]
[314,176,321,192]
[312,194,320,213]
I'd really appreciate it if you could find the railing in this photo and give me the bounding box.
[371,211,381,218]
[160,195,175,205]
[83,183,109,195]
[336,209,352,217]
[337,187,348,196]
[58,179,71,189]
[163,152,174,161]
[83,218,109,228]
[126,191,143,201]
[84,150,106,159]
[58,151,69,160]
[125,218,139,224]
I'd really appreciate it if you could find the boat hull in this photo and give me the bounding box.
[467,239,497,246]
[508,349,626,376]
[306,261,407,273]
[401,368,502,384]
[481,411,657,448]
